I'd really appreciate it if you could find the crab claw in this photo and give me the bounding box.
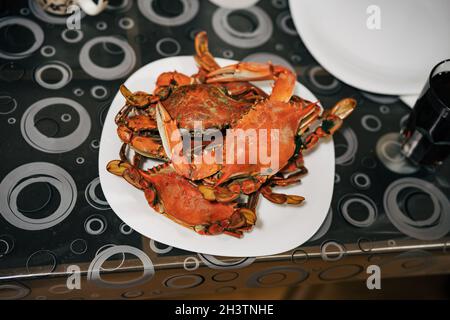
[155,103,221,180]
[120,85,154,108]
[106,160,131,176]
[106,160,146,190]
[194,31,220,72]
[300,98,357,151]
[326,98,357,120]
[206,62,291,82]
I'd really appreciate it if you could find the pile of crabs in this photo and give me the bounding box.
[107,32,356,238]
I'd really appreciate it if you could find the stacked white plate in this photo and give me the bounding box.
[289,0,450,104]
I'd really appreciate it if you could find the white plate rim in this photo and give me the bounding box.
[288,0,449,96]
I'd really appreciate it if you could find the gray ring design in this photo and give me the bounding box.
[334,173,341,184]
[361,114,382,132]
[380,250,434,274]
[119,223,133,235]
[26,250,57,274]
[319,264,363,281]
[164,274,204,289]
[8,117,16,124]
[320,241,346,261]
[40,45,56,57]
[21,97,91,154]
[149,239,173,254]
[96,21,108,30]
[0,240,9,256]
[48,284,72,295]
[118,17,135,30]
[88,245,154,289]
[223,50,234,58]
[0,235,13,257]
[272,0,287,9]
[0,284,30,300]
[29,0,85,24]
[85,177,110,210]
[216,286,236,294]
[309,207,333,241]
[0,17,44,60]
[90,139,100,149]
[384,178,450,240]
[20,8,30,15]
[308,66,340,91]
[357,238,373,252]
[335,127,358,166]
[84,215,107,235]
[138,0,199,26]
[291,249,308,264]
[156,38,181,57]
[79,36,136,80]
[0,163,77,231]
[291,54,302,63]
[106,0,133,12]
[95,244,126,272]
[70,238,88,255]
[0,94,18,115]
[34,61,73,90]
[90,85,108,100]
[361,91,398,104]
[198,254,255,270]
[212,272,239,282]
[351,172,371,190]
[396,192,440,228]
[276,12,297,36]
[247,266,308,288]
[107,0,132,12]
[376,133,419,174]
[361,156,377,169]
[339,193,377,228]
[183,256,200,271]
[379,105,390,114]
[61,113,71,122]
[61,29,84,43]
[212,7,273,48]
[122,291,144,299]
[73,88,84,96]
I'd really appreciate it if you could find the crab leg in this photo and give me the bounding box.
[302,98,357,150]
[261,185,305,205]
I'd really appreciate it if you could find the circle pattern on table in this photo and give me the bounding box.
[20,97,91,154]
[0,163,77,231]
[212,6,273,48]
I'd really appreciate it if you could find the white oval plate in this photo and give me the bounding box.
[289,0,450,96]
[99,56,334,257]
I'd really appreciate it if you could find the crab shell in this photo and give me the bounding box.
[159,84,255,131]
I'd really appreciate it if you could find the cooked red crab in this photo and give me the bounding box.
[115,31,267,160]
[107,158,257,238]
[156,60,357,204]
[107,31,357,238]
